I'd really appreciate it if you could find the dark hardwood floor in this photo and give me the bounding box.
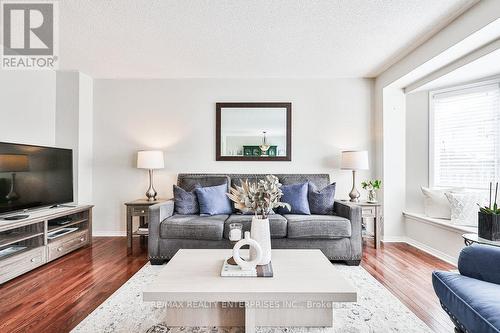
[0,237,148,333]
[362,240,455,333]
[0,237,456,333]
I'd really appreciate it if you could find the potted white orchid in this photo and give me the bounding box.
[227,175,290,265]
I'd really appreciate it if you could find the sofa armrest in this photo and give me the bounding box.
[148,200,174,260]
[334,200,362,259]
[458,244,500,285]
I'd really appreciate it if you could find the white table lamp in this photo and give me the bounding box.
[341,150,369,202]
[137,150,164,201]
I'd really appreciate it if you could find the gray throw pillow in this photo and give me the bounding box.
[308,182,336,215]
[173,185,199,215]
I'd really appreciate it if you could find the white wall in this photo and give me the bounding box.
[0,71,56,146]
[375,0,500,242]
[381,87,407,239]
[78,73,94,204]
[374,1,500,264]
[92,78,374,235]
[405,90,429,213]
[56,72,80,202]
[1,70,92,207]
[55,71,94,205]
[403,89,467,264]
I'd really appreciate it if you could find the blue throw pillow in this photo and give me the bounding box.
[195,183,233,216]
[308,182,336,215]
[173,185,199,215]
[278,182,310,215]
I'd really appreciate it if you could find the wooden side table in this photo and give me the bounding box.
[349,201,383,249]
[125,199,167,254]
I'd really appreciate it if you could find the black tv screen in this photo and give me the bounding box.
[0,142,73,215]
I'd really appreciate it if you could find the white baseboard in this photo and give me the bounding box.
[404,237,458,266]
[381,236,408,243]
[92,231,127,237]
[382,236,458,266]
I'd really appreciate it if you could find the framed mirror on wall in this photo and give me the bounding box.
[216,102,292,161]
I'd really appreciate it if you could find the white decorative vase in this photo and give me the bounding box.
[250,216,272,265]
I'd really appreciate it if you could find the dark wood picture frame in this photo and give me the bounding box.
[216,102,292,161]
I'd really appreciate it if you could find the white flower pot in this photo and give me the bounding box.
[250,216,272,265]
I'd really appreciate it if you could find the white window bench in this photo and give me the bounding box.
[403,212,477,234]
[402,212,477,265]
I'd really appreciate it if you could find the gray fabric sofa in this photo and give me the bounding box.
[148,173,362,265]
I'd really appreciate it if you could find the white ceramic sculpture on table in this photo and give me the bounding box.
[250,216,272,265]
[232,231,262,271]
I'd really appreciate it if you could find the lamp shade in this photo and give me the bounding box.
[137,150,164,169]
[0,154,29,172]
[341,150,369,170]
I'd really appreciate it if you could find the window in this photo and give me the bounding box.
[430,80,500,189]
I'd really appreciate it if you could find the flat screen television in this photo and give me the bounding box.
[0,142,73,215]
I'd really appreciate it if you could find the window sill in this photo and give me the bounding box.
[403,212,478,234]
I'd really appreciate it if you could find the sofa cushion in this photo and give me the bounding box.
[285,214,351,239]
[224,214,287,239]
[277,182,311,215]
[173,184,199,215]
[195,183,233,216]
[308,182,336,215]
[459,244,500,285]
[178,174,231,191]
[161,214,228,240]
[230,175,268,189]
[432,271,500,333]
[277,174,330,189]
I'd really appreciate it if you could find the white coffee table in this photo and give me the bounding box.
[143,249,357,332]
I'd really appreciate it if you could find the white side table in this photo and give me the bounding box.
[346,201,383,248]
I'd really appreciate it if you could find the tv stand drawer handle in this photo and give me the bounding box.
[31,257,40,263]
[80,237,85,242]
[57,247,63,252]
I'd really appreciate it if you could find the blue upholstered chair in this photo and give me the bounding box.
[433,244,500,333]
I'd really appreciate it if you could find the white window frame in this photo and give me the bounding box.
[429,77,500,190]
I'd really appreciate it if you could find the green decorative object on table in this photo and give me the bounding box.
[243,145,278,157]
[478,182,500,241]
[361,179,381,203]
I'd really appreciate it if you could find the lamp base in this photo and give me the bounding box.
[348,170,360,202]
[145,169,158,201]
[349,189,360,202]
[145,190,157,202]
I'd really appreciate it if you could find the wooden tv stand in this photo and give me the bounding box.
[0,205,93,284]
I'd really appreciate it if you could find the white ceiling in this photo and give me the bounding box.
[58,0,477,79]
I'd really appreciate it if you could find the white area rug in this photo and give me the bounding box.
[72,263,432,333]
